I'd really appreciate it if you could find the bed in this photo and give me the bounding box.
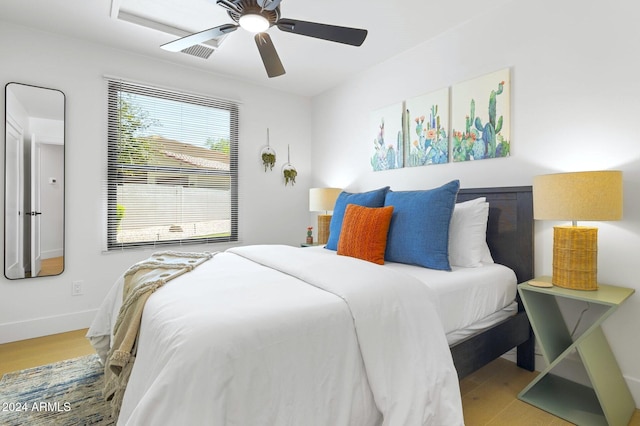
[452,186,534,378]
[88,184,534,425]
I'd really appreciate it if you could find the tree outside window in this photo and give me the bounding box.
[106,80,238,250]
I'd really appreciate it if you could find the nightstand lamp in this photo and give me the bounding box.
[309,187,342,245]
[533,170,623,290]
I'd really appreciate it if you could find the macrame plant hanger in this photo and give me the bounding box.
[260,128,276,172]
[282,144,297,186]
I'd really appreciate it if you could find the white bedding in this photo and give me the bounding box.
[382,260,517,343]
[303,246,518,344]
[88,245,463,425]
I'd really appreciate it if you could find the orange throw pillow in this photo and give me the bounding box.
[337,204,394,265]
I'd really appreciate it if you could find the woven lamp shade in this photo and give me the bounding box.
[309,188,342,245]
[533,171,623,290]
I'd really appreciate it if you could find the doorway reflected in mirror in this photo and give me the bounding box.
[4,82,65,279]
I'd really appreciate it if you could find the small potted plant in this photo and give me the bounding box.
[282,144,297,186]
[306,226,313,244]
[261,148,276,171]
[283,166,297,186]
[261,128,276,171]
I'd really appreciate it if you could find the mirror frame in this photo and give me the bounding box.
[4,82,65,280]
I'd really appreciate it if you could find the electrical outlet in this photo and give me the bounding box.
[72,280,84,296]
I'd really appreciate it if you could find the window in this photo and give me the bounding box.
[106,79,238,250]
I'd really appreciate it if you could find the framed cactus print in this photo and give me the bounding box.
[451,68,511,162]
[370,102,404,171]
[404,87,450,166]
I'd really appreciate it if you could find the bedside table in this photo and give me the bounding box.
[300,243,322,247]
[517,276,635,426]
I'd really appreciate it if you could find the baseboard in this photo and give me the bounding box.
[501,347,518,363]
[0,309,97,344]
[625,374,640,409]
[42,248,64,259]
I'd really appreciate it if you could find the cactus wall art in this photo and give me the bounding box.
[370,102,404,171]
[404,87,449,167]
[368,68,511,170]
[451,68,511,162]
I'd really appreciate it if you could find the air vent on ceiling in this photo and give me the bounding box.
[114,10,227,54]
[181,44,214,59]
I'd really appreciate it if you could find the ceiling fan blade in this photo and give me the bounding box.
[276,19,367,46]
[161,24,238,52]
[254,33,285,78]
[216,0,242,14]
[258,0,282,11]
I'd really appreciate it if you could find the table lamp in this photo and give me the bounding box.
[533,170,623,290]
[309,188,342,245]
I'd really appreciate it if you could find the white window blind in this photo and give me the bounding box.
[106,79,239,250]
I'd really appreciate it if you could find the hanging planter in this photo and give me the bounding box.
[260,128,276,171]
[283,165,297,186]
[282,145,297,186]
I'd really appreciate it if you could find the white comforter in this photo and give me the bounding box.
[87,245,463,426]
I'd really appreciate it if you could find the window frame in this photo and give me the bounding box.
[106,79,239,251]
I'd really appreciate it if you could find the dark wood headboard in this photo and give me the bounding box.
[457,186,534,284]
[452,186,535,378]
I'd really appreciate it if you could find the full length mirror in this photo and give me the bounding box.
[5,83,65,279]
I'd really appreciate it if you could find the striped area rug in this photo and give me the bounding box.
[0,354,114,425]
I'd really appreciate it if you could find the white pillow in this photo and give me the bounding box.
[449,197,493,267]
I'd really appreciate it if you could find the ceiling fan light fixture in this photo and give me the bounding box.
[162,0,368,79]
[239,13,270,33]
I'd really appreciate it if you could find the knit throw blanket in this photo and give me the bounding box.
[104,250,215,419]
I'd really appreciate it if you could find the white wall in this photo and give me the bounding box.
[39,143,64,258]
[310,0,640,406]
[30,118,65,260]
[30,117,64,145]
[26,118,65,262]
[0,22,312,343]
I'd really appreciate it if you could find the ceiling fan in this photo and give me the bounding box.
[160,0,368,78]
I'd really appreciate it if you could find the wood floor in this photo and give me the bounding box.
[39,256,64,276]
[460,357,639,425]
[1,329,639,425]
[24,256,64,278]
[0,329,94,377]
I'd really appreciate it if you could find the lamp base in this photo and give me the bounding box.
[552,226,598,290]
[317,214,332,245]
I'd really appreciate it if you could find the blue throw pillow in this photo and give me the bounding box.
[325,187,390,250]
[384,180,460,270]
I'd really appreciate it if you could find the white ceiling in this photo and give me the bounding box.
[0,0,511,97]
